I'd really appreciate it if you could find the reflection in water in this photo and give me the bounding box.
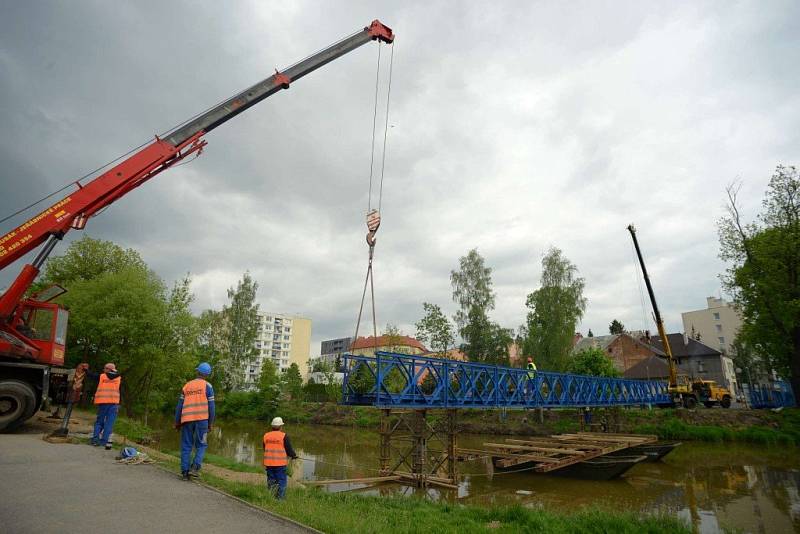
[156,418,800,533]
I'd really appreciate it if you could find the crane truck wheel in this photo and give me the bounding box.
[720,396,731,408]
[0,380,37,432]
[683,395,697,410]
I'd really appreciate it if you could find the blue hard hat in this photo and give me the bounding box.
[196,362,212,376]
[121,446,138,459]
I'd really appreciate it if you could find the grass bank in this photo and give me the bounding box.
[151,451,688,534]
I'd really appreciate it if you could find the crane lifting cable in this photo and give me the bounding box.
[352,40,395,352]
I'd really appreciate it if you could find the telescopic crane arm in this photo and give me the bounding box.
[627,224,678,388]
[0,20,393,323]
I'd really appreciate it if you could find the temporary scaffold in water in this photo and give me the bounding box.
[342,352,672,409]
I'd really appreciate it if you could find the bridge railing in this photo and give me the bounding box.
[748,381,796,409]
[341,351,672,409]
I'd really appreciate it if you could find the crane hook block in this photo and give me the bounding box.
[366,209,381,247]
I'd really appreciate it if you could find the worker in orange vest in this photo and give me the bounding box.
[263,417,298,499]
[90,362,121,450]
[175,362,215,480]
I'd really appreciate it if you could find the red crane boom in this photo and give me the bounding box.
[0,20,393,430]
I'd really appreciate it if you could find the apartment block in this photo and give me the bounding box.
[681,297,742,356]
[243,312,311,389]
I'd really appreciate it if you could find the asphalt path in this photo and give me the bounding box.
[0,432,313,533]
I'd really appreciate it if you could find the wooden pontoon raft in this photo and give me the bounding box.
[459,432,667,480]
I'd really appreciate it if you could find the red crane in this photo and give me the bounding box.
[0,20,394,430]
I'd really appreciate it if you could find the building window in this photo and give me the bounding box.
[285,327,291,333]
[697,361,705,373]
[715,324,722,333]
[713,312,720,320]
[284,335,290,340]
[718,336,725,345]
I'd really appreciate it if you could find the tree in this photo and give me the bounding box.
[450,248,495,332]
[450,249,507,363]
[219,272,260,391]
[282,363,304,400]
[719,166,800,404]
[730,336,768,386]
[609,320,625,335]
[522,247,587,371]
[415,302,455,357]
[459,307,513,365]
[33,235,148,291]
[42,237,197,418]
[587,329,594,338]
[568,348,620,377]
[257,359,281,413]
[196,309,231,393]
[382,323,413,354]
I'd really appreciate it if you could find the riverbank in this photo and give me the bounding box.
[151,445,689,533]
[260,402,800,445]
[52,410,688,533]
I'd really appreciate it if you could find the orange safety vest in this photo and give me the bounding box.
[94,374,121,405]
[180,378,209,423]
[263,430,287,467]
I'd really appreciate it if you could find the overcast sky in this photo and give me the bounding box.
[1,1,798,355]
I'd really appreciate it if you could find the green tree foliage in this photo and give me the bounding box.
[450,249,509,363]
[460,307,512,365]
[45,238,197,417]
[282,363,304,400]
[415,302,454,357]
[257,359,281,413]
[380,324,412,392]
[522,247,587,371]
[450,248,495,332]
[718,166,800,403]
[609,319,625,335]
[33,235,148,292]
[196,309,231,393]
[219,272,260,391]
[568,348,620,377]
[382,323,413,354]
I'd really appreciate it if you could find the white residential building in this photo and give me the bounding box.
[681,296,743,356]
[243,312,311,390]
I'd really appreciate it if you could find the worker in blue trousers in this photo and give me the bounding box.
[90,362,122,450]
[263,417,298,499]
[175,362,215,481]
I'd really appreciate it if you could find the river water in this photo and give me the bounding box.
[153,418,800,533]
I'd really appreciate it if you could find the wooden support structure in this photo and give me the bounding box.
[377,409,459,489]
[458,432,658,473]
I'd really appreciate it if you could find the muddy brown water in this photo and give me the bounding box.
[153,417,800,533]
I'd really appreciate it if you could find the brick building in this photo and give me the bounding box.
[572,333,664,373]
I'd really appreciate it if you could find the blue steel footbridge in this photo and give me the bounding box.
[341,352,672,409]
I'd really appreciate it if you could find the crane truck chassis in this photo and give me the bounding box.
[0,20,394,431]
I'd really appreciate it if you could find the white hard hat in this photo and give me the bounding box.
[271,417,284,427]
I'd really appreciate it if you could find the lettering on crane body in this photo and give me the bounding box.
[0,197,72,256]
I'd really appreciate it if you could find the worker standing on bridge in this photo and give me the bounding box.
[263,417,298,499]
[526,357,537,378]
[175,363,215,481]
[90,362,121,450]
[526,357,537,398]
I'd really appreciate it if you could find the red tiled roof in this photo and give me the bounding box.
[350,335,428,352]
